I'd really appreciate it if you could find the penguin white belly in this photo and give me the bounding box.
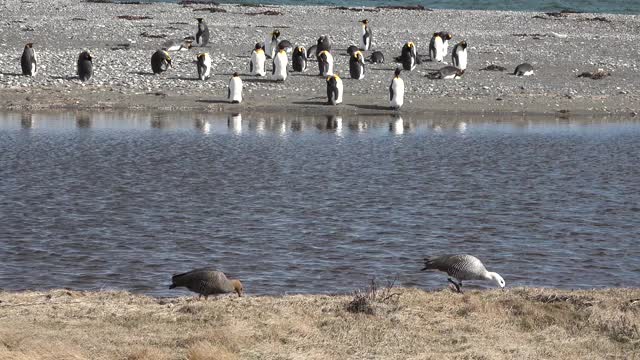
[390,78,404,108]
[357,67,365,80]
[434,38,444,62]
[335,80,343,104]
[251,52,266,76]
[273,53,288,81]
[322,52,334,76]
[229,78,243,103]
[265,38,277,59]
[442,40,449,57]
[31,63,37,76]
[442,73,459,80]
[359,28,369,50]
[456,50,467,70]
[201,57,212,80]
[522,70,534,76]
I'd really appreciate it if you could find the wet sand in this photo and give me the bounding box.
[0,0,638,116]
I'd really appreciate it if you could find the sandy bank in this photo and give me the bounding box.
[0,288,638,359]
[0,1,638,116]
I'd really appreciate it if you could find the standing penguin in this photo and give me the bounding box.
[441,32,453,56]
[151,50,172,74]
[349,50,366,80]
[77,51,93,82]
[451,41,468,70]
[272,44,288,81]
[250,43,266,76]
[326,74,343,105]
[292,46,307,72]
[389,68,404,110]
[429,33,444,62]
[265,30,281,59]
[514,63,534,76]
[400,42,417,71]
[196,53,211,80]
[196,18,210,47]
[359,19,372,51]
[228,72,243,103]
[318,50,334,77]
[315,35,331,56]
[20,43,37,76]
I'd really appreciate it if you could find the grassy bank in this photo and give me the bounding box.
[0,287,638,359]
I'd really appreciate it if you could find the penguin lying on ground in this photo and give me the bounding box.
[427,65,464,79]
[514,63,534,76]
[367,51,384,63]
[162,39,193,52]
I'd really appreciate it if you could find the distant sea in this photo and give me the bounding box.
[149,0,639,14]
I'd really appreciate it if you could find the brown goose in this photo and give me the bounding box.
[170,268,243,298]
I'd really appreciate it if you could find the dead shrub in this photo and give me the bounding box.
[346,278,400,315]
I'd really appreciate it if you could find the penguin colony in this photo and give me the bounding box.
[16,17,535,108]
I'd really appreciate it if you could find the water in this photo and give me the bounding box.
[1,112,639,297]
[147,0,640,15]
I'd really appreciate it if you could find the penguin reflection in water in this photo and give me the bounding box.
[326,74,343,105]
[228,72,243,104]
[21,43,37,76]
[77,51,93,82]
[196,53,211,81]
[151,50,172,74]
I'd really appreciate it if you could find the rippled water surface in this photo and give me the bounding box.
[1,112,639,296]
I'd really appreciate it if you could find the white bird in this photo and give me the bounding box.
[421,254,506,293]
[272,46,288,81]
[389,68,404,110]
[228,72,243,103]
[451,41,468,71]
[250,43,266,76]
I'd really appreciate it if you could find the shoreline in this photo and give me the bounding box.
[1,287,638,359]
[0,1,638,116]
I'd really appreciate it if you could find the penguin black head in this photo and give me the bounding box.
[297,46,304,53]
[394,68,402,77]
[233,72,239,77]
[444,33,453,40]
[278,43,286,51]
[459,41,467,49]
[25,43,33,48]
[360,19,369,25]
[433,32,441,38]
[272,30,281,39]
[80,52,92,62]
[197,18,204,23]
[255,42,263,50]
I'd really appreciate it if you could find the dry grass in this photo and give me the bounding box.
[0,288,639,359]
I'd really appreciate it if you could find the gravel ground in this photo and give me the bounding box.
[0,0,638,116]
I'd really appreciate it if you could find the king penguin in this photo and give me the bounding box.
[451,40,468,70]
[250,43,266,76]
[514,63,534,76]
[272,44,288,81]
[151,49,172,74]
[20,43,37,76]
[318,50,334,77]
[196,52,211,80]
[389,68,404,110]
[265,30,281,59]
[400,42,417,71]
[441,32,453,56]
[228,72,243,103]
[359,19,372,51]
[349,50,365,80]
[77,51,93,82]
[428,65,464,79]
[195,18,210,47]
[292,46,307,72]
[368,51,384,64]
[429,33,444,62]
[326,74,343,105]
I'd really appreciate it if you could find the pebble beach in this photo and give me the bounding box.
[0,0,638,115]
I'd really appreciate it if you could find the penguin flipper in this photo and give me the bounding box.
[250,60,254,73]
[272,60,276,75]
[389,84,394,102]
[228,86,231,99]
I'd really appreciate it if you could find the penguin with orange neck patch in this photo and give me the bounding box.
[292,46,307,72]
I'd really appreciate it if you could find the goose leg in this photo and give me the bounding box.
[448,278,463,293]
